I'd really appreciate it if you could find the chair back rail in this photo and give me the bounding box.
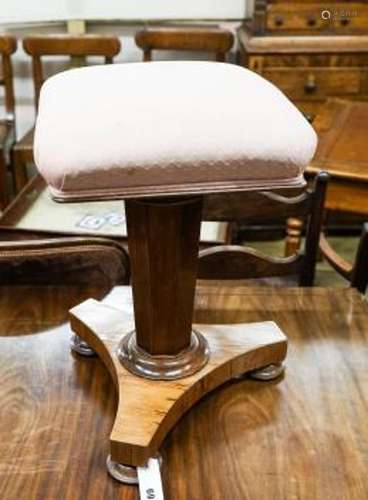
[203,189,312,222]
[198,245,302,280]
[0,35,16,118]
[199,171,329,285]
[135,27,234,62]
[23,35,121,109]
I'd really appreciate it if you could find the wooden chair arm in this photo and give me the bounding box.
[319,233,353,280]
[320,227,368,294]
[0,237,130,286]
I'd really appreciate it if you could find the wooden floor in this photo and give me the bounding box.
[1,284,368,499]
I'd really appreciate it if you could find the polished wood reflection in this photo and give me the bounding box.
[1,285,368,499]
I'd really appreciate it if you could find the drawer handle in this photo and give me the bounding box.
[274,16,284,27]
[304,74,317,94]
[307,17,317,27]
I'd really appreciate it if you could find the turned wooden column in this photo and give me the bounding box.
[125,196,203,355]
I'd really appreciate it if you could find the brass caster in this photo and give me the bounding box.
[70,334,95,357]
[106,454,163,486]
[248,363,285,381]
[106,455,138,484]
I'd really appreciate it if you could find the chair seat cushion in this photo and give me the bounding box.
[34,61,317,201]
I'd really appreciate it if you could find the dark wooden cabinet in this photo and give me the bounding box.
[238,1,368,122]
[258,1,368,35]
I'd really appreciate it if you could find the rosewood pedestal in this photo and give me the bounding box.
[69,195,287,486]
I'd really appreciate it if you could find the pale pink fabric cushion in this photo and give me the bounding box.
[34,61,317,201]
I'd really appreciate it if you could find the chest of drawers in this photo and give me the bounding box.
[264,1,368,34]
[238,1,368,121]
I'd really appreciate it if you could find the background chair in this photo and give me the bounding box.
[12,34,121,193]
[135,26,234,62]
[201,171,368,292]
[0,237,130,287]
[199,171,329,287]
[320,225,368,294]
[0,35,16,210]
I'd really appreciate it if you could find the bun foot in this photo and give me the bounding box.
[249,363,285,381]
[106,455,138,484]
[70,334,95,357]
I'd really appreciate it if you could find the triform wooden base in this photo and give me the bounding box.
[70,297,287,470]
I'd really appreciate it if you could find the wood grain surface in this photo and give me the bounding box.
[70,297,286,467]
[307,99,368,219]
[310,99,368,182]
[1,285,368,499]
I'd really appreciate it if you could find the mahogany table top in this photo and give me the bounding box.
[309,98,368,183]
[0,284,367,499]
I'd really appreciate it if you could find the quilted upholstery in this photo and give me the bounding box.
[34,61,317,200]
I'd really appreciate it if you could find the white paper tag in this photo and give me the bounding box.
[137,458,164,500]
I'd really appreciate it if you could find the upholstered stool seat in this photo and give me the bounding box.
[34,61,318,490]
[35,61,317,200]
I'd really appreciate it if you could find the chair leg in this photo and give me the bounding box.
[285,217,303,257]
[0,147,8,210]
[225,221,241,244]
[351,223,368,294]
[12,150,29,193]
[299,172,329,287]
